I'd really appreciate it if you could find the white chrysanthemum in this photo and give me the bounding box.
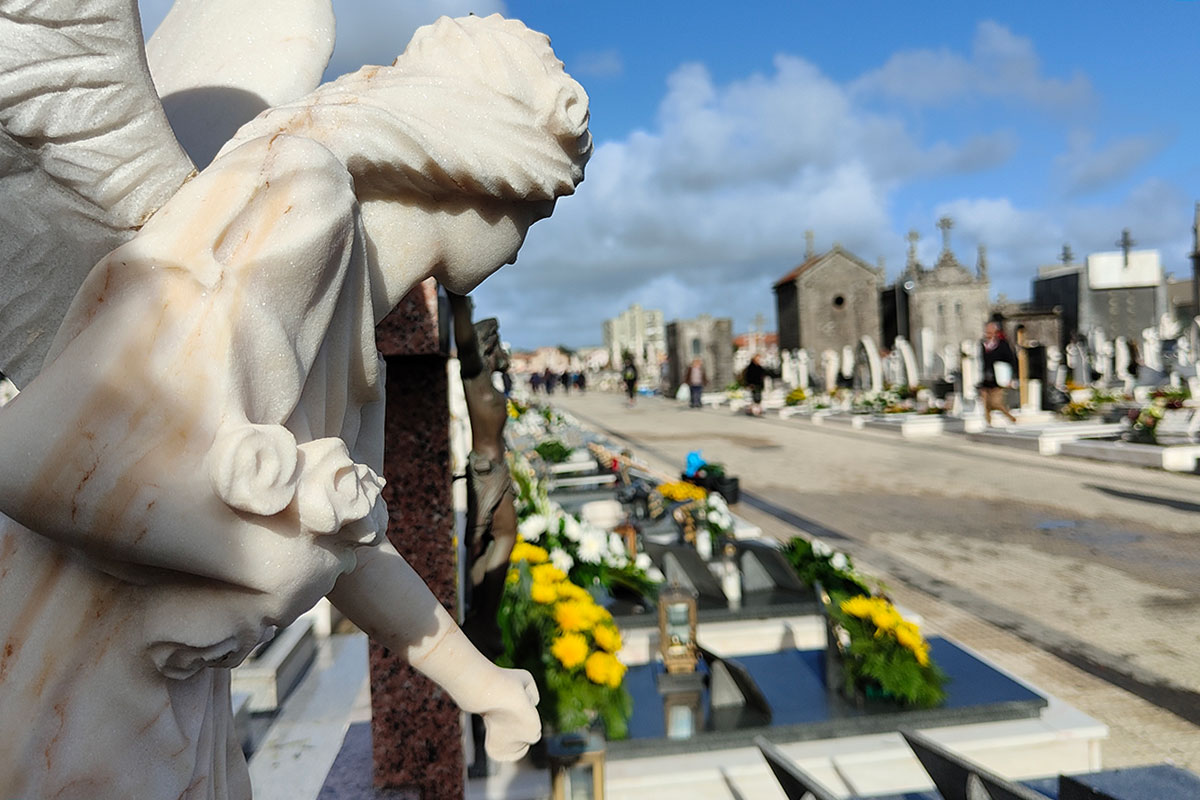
[647,566,665,583]
[578,530,605,563]
[831,552,848,571]
[518,514,548,541]
[608,533,627,556]
[707,494,728,512]
[635,552,653,571]
[562,515,584,543]
[550,548,574,573]
[812,539,832,558]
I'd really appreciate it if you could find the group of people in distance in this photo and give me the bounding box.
[528,368,586,395]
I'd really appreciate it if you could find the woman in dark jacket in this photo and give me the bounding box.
[979,321,1018,425]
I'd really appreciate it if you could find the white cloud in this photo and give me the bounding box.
[853,20,1092,112]
[931,178,1192,302]
[476,54,1020,345]
[1054,131,1167,195]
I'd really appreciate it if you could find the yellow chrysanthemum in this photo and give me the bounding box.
[584,651,627,688]
[870,604,902,634]
[592,624,623,653]
[510,541,549,565]
[894,621,924,653]
[840,595,875,619]
[531,564,567,585]
[554,600,596,632]
[530,582,557,604]
[556,582,590,602]
[656,481,708,502]
[505,569,519,586]
[551,633,589,669]
[914,644,931,667]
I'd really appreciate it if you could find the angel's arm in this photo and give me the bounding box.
[327,542,540,760]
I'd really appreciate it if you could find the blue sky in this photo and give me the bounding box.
[139,1,1200,350]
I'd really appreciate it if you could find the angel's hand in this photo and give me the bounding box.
[470,666,542,761]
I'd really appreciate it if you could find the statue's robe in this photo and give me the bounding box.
[0,134,385,799]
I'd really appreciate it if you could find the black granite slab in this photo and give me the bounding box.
[1057,765,1200,800]
[607,638,1046,759]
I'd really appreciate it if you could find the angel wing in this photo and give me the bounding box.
[145,0,336,169]
[0,0,338,388]
[0,0,195,387]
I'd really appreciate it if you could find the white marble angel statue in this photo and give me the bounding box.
[0,3,590,797]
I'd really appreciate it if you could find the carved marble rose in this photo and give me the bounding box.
[0,4,589,797]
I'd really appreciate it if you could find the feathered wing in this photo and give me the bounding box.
[0,0,195,387]
[146,0,336,169]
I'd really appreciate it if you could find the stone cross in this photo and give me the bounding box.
[796,349,811,389]
[937,215,954,253]
[821,349,839,391]
[1114,336,1131,379]
[805,229,815,260]
[976,244,988,281]
[961,339,980,401]
[1143,327,1163,372]
[1116,228,1136,268]
[1046,345,1065,389]
[1060,243,1074,265]
[906,230,920,268]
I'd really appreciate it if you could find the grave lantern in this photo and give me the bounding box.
[547,729,606,800]
[658,584,698,674]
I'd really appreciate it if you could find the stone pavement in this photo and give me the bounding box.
[549,391,1200,771]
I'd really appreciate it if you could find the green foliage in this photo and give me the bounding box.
[1060,399,1096,420]
[828,594,947,708]
[783,537,870,597]
[785,387,808,406]
[534,439,572,463]
[497,561,633,737]
[1151,386,1190,409]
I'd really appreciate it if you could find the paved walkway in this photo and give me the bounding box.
[549,392,1200,770]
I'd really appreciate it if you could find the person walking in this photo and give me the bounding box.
[741,354,776,416]
[686,357,706,408]
[980,320,1018,425]
[621,357,639,407]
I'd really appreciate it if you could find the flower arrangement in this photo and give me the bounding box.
[655,481,708,503]
[1060,399,1096,421]
[1151,386,1190,409]
[506,398,529,419]
[784,387,808,406]
[533,439,573,463]
[1125,398,1166,444]
[829,595,947,708]
[782,537,870,598]
[509,451,663,598]
[517,510,663,599]
[703,492,734,540]
[1089,388,1122,406]
[499,549,633,737]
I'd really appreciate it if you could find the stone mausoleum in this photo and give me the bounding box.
[773,244,884,358]
[895,218,991,376]
[665,314,734,393]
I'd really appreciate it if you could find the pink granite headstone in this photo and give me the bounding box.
[370,278,464,799]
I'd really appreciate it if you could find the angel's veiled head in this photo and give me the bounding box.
[221,13,592,207]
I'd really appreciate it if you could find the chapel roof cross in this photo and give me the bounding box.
[937,215,954,253]
[1116,228,1135,268]
[1060,243,1074,265]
